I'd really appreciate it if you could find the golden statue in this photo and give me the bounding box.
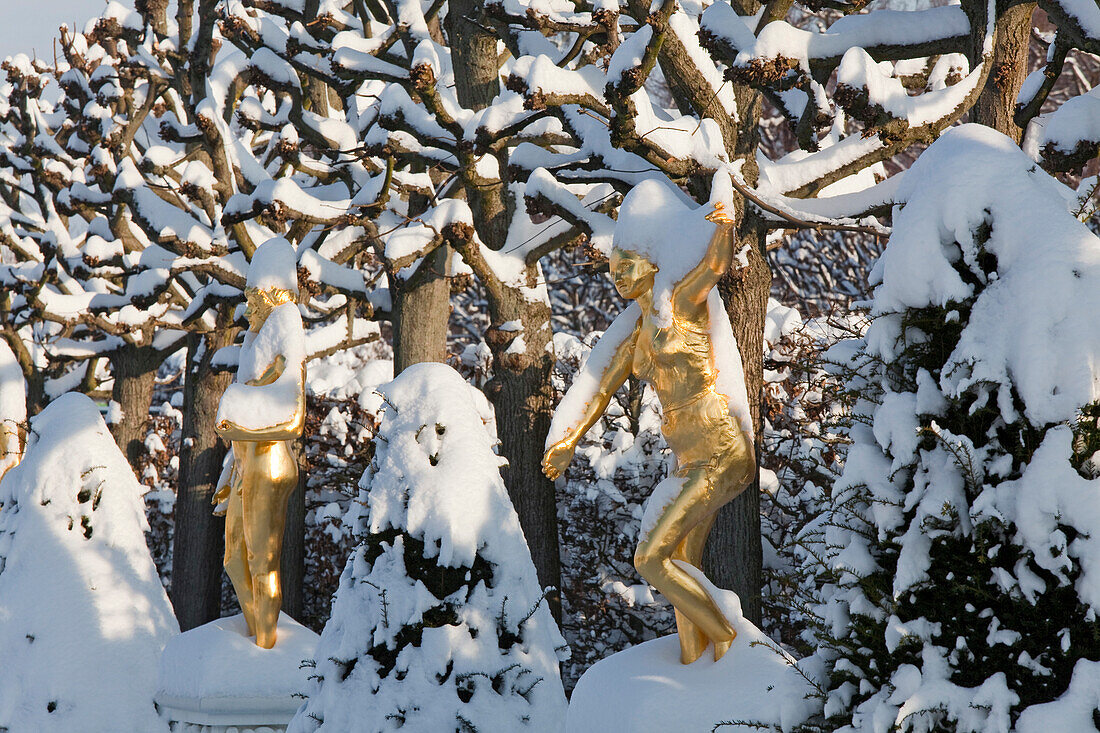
[213,239,306,649]
[543,183,755,665]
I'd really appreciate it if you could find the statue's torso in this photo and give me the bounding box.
[633,309,718,405]
[633,307,744,475]
[231,439,298,497]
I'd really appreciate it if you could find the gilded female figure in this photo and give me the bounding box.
[542,179,755,664]
[213,239,306,649]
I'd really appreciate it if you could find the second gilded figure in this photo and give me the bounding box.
[543,177,755,664]
[214,238,306,649]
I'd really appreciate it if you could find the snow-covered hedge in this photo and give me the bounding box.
[291,363,568,732]
[0,393,178,732]
[802,125,1100,731]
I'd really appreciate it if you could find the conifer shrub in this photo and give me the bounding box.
[800,126,1100,731]
[291,363,568,733]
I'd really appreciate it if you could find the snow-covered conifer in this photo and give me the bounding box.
[0,392,178,732]
[802,125,1100,731]
[291,363,567,733]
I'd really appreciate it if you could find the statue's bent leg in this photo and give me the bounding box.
[224,479,256,635]
[671,511,717,663]
[241,456,297,649]
[635,468,736,663]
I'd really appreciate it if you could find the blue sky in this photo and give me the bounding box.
[0,0,105,62]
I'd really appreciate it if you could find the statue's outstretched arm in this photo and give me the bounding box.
[674,202,738,309]
[543,306,641,480]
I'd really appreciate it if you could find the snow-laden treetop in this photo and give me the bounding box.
[869,124,1100,426]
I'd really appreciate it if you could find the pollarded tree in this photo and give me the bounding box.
[800,124,1100,730]
[0,1,383,628]
[214,0,1038,624]
[0,392,178,732]
[292,363,567,732]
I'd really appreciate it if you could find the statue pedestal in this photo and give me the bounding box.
[155,613,319,732]
[566,598,818,732]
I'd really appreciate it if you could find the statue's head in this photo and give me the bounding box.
[244,286,296,331]
[244,238,299,331]
[608,247,657,301]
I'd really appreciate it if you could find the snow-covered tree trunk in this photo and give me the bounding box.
[443,3,564,610]
[392,245,452,372]
[710,223,771,624]
[970,0,1035,142]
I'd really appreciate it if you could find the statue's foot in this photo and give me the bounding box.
[676,611,709,664]
[713,629,736,661]
[256,628,277,649]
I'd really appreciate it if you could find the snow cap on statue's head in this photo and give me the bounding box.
[611,173,735,328]
[247,237,299,295]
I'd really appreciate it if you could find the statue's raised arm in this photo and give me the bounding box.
[542,176,756,665]
[213,238,305,649]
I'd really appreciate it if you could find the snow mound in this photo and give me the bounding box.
[0,338,25,479]
[217,301,306,432]
[567,585,816,732]
[247,236,300,294]
[156,612,318,716]
[0,392,178,732]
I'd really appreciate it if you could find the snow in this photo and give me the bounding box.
[217,302,306,432]
[869,124,1100,426]
[1041,86,1100,156]
[836,46,987,126]
[567,586,816,732]
[1017,659,1100,733]
[0,393,178,732]
[218,239,307,434]
[247,236,300,294]
[613,178,714,325]
[291,363,568,732]
[366,363,533,568]
[972,427,1100,611]
[724,6,969,72]
[1053,0,1100,38]
[156,613,318,703]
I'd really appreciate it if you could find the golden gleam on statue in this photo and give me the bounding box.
[213,239,306,649]
[543,178,755,665]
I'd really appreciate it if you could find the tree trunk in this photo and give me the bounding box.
[485,297,563,620]
[708,220,771,626]
[971,2,1036,143]
[172,328,233,630]
[109,344,161,468]
[392,245,451,373]
[280,437,306,621]
[703,83,769,626]
[135,0,170,35]
[445,0,564,615]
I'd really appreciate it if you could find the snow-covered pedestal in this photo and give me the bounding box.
[155,613,319,732]
[567,592,817,733]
